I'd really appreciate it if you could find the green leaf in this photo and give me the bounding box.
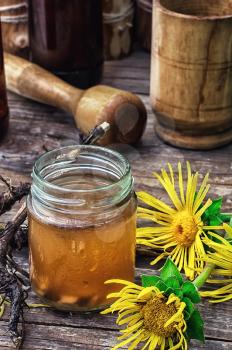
[183,297,195,320]
[165,276,180,290]
[219,213,232,223]
[164,287,175,297]
[160,258,183,285]
[202,212,207,222]
[207,197,222,217]
[203,198,224,226]
[141,275,168,293]
[142,275,161,288]
[174,288,183,299]
[156,280,169,293]
[164,286,183,300]
[209,216,222,226]
[186,309,205,343]
[183,281,201,304]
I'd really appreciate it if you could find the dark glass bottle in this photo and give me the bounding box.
[0,20,9,142]
[28,0,104,89]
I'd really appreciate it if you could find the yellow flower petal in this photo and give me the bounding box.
[102,278,187,350]
[137,163,218,281]
[112,329,144,350]
[178,162,185,206]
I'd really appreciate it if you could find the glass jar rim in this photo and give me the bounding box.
[33,145,131,194]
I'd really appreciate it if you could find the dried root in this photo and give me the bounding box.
[0,176,30,216]
[0,193,28,348]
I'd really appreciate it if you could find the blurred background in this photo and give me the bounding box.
[1,0,152,65]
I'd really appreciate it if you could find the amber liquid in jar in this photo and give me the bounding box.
[28,0,103,88]
[28,201,136,310]
[28,146,136,311]
[0,20,9,141]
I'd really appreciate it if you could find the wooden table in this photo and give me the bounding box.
[0,49,232,350]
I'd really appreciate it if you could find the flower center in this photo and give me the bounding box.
[171,211,199,247]
[141,296,177,337]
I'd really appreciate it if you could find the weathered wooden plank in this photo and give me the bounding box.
[0,251,230,346]
[103,49,151,69]
[2,102,232,181]
[1,294,231,342]
[102,78,149,94]
[103,66,150,80]
[0,48,231,349]
[0,322,231,350]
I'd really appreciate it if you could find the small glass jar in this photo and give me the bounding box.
[0,19,9,141]
[102,0,135,60]
[28,0,104,89]
[0,0,29,57]
[27,146,137,311]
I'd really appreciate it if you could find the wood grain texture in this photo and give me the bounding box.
[4,53,147,145]
[150,0,232,149]
[0,48,231,349]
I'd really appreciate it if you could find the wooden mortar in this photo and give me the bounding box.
[151,0,232,149]
[5,53,147,145]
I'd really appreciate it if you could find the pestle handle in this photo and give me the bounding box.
[4,53,84,115]
[4,53,147,145]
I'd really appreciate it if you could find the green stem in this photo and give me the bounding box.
[193,263,215,290]
[221,212,232,222]
[194,213,231,290]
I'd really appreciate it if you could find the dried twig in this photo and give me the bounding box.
[11,225,28,251]
[0,125,110,348]
[0,203,27,348]
[0,176,30,216]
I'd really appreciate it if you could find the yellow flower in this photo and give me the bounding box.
[200,224,232,303]
[137,162,223,280]
[102,279,187,350]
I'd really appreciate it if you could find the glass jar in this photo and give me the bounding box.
[102,0,134,60]
[0,19,9,141]
[0,0,29,57]
[28,0,104,89]
[27,145,137,311]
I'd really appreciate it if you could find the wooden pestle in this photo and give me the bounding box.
[4,53,147,145]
